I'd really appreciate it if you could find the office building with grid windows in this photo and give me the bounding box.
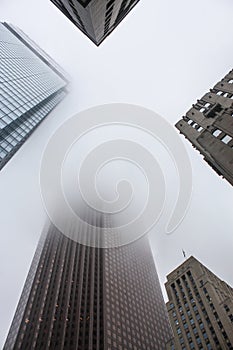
[50,0,140,46]
[0,22,68,170]
[4,221,172,349]
[176,69,233,186]
[165,256,233,350]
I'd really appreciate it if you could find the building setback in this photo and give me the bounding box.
[176,69,233,186]
[50,0,140,45]
[0,23,68,170]
[4,222,172,350]
[165,256,233,350]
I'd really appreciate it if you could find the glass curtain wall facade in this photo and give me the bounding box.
[0,23,68,170]
[4,222,172,350]
[50,0,140,45]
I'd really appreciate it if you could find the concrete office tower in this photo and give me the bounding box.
[50,0,140,45]
[176,69,233,186]
[4,222,172,349]
[165,256,233,350]
[0,23,68,170]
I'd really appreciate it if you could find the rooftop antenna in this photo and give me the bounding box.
[182,249,187,260]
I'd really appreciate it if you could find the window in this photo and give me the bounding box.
[212,129,221,137]
[222,135,232,145]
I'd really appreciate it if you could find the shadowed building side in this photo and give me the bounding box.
[50,0,141,46]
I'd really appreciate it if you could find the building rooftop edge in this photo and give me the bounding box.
[166,255,201,281]
[1,22,69,83]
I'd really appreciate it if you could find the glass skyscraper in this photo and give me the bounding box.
[50,0,140,46]
[4,221,172,349]
[0,22,68,170]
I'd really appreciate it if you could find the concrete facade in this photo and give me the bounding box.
[176,69,233,186]
[165,256,233,350]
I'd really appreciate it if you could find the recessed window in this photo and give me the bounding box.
[212,129,221,137]
[222,135,232,144]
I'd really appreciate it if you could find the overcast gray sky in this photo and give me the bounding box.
[1,0,233,348]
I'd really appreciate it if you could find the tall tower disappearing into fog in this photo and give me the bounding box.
[165,256,233,350]
[50,0,140,45]
[4,221,172,349]
[176,69,233,186]
[0,23,68,170]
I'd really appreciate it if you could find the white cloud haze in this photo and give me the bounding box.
[0,0,233,347]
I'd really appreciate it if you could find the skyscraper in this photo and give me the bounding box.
[165,256,233,350]
[4,222,172,349]
[176,69,233,186]
[50,0,140,45]
[0,23,68,170]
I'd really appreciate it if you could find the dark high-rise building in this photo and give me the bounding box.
[4,222,172,349]
[0,23,68,170]
[176,69,233,186]
[165,256,233,350]
[50,0,140,46]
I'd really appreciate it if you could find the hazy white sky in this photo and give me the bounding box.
[1,0,233,347]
